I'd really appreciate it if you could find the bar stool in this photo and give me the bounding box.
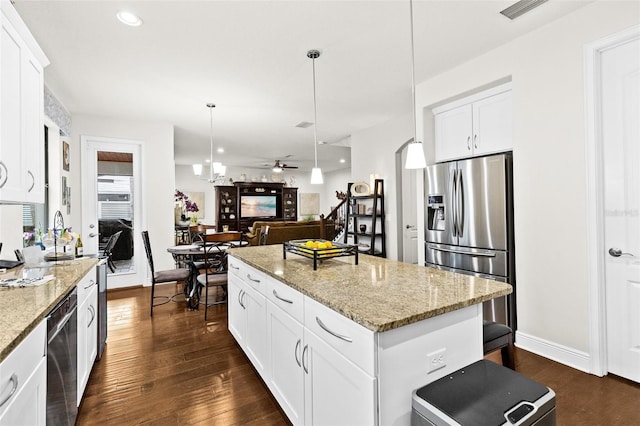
[483,320,515,370]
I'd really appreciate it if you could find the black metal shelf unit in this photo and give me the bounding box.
[344,179,385,257]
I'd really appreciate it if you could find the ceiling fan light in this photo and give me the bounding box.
[272,166,283,173]
[310,167,324,185]
[192,163,203,176]
[405,142,427,169]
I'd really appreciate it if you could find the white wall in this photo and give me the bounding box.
[415,1,639,358]
[351,114,413,261]
[71,115,176,272]
[175,165,351,224]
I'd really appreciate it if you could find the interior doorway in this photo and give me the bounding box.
[81,136,144,289]
[395,139,419,264]
[586,25,640,383]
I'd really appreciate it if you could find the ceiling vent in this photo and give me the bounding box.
[500,0,549,20]
[295,121,313,128]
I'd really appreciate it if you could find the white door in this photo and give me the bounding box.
[400,145,418,264]
[81,136,144,289]
[601,36,640,383]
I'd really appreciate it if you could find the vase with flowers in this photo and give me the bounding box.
[175,190,199,224]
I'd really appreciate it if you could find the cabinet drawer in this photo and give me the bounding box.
[0,321,45,416]
[229,257,269,294]
[76,267,97,305]
[304,296,375,376]
[266,278,303,324]
[227,255,244,279]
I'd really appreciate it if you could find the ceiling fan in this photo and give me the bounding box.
[270,160,298,173]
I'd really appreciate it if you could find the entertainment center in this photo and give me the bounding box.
[215,182,298,232]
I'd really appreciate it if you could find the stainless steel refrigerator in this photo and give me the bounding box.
[424,153,515,329]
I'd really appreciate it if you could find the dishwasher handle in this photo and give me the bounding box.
[48,308,76,344]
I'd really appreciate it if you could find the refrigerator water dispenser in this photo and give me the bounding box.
[427,195,445,231]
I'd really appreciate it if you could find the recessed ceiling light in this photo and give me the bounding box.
[117,10,143,27]
[217,148,224,153]
[205,158,211,163]
[339,159,345,163]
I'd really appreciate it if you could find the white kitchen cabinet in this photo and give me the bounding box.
[77,268,98,406]
[434,84,512,162]
[227,273,268,377]
[303,329,376,426]
[0,321,46,426]
[0,2,48,204]
[266,301,304,425]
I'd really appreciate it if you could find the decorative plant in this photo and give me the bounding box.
[175,189,199,222]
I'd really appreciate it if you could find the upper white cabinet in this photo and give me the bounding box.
[0,2,48,204]
[434,84,512,162]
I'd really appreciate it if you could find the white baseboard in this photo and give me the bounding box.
[515,331,591,374]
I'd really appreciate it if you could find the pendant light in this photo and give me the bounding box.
[405,0,427,169]
[308,49,324,184]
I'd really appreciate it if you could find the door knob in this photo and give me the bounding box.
[609,248,635,257]
[406,225,414,229]
[89,233,98,238]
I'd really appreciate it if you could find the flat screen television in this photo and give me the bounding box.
[240,195,278,218]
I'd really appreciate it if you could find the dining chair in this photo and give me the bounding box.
[195,233,231,320]
[102,230,123,273]
[258,225,270,245]
[141,231,191,316]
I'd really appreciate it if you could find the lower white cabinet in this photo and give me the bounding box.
[228,273,268,377]
[0,321,46,425]
[230,256,375,426]
[303,329,375,426]
[77,268,98,406]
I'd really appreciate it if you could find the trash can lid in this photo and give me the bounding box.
[415,360,550,426]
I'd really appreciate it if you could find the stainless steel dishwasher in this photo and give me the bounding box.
[46,288,78,425]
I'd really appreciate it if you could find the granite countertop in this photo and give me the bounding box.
[0,257,99,362]
[229,245,512,332]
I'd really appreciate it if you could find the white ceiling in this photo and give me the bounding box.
[14,0,591,173]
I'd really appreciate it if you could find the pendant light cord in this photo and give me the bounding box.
[409,0,418,145]
[207,103,215,181]
[312,56,319,169]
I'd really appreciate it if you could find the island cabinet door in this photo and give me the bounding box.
[266,301,304,425]
[303,329,376,426]
[242,282,268,378]
[228,277,247,347]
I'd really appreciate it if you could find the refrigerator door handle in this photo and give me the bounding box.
[457,169,464,237]
[427,243,497,257]
[451,169,458,237]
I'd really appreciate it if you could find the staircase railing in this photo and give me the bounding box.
[320,197,348,241]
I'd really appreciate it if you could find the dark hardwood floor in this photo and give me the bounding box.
[78,284,640,425]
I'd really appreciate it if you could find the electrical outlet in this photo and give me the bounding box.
[427,348,447,373]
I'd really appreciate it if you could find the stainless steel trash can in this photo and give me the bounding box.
[412,360,556,426]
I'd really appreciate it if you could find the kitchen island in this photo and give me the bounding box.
[227,245,511,425]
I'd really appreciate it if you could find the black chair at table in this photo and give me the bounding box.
[141,231,191,316]
[103,230,123,273]
[194,233,233,320]
[483,320,515,370]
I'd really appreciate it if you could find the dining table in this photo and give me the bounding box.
[166,231,244,309]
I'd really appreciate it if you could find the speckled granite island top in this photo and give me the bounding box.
[0,258,99,362]
[229,245,512,332]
